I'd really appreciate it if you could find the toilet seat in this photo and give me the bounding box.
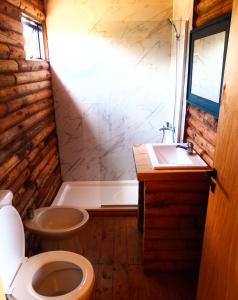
[10,251,94,300]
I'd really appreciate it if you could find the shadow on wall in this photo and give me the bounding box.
[47,0,173,181]
[51,67,139,181]
[50,68,98,179]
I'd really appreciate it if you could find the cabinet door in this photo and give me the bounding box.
[197,1,238,299]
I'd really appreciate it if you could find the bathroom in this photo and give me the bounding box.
[0,0,237,299]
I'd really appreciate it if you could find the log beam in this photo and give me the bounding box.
[28,0,44,12]
[5,0,45,21]
[8,167,30,193]
[0,98,52,133]
[0,106,53,148]
[9,44,25,59]
[0,43,10,58]
[197,0,232,15]
[15,69,51,84]
[186,126,215,159]
[18,186,38,217]
[0,159,29,189]
[0,154,20,181]
[0,29,24,48]
[0,59,18,73]
[0,88,52,117]
[31,145,57,181]
[0,117,54,164]
[13,183,35,209]
[195,0,232,27]
[31,122,55,147]
[5,1,21,7]
[36,153,59,188]
[0,74,16,87]
[37,171,61,207]
[0,12,23,34]
[0,1,21,20]
[187,137,214,167]
[186,115,217,146]
[187,104,218,131]
[12,186,26,207]
[17,59,49,72]
[0,80,51,102]
[27,136,57,164]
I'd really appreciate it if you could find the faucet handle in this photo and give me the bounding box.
[176,142,194,154]
[187,142,193,149]
[186,142,194,154]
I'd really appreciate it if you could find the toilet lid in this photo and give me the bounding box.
[0,205,25,294]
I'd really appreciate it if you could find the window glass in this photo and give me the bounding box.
[22,16,45,60]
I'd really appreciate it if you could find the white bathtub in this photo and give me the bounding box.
[52,181,138,209]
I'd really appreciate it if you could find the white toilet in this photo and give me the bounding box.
[0,190,95,300]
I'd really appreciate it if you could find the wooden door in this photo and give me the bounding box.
[197,1,238,299]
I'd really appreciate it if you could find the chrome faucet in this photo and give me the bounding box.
[176,142,194,155]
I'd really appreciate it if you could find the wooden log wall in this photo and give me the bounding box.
[143,173,210,271]
[185,0,233,167]
[0,0,62,218]
[194,0,233,27]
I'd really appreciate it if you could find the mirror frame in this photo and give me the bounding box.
[187,14,231,117]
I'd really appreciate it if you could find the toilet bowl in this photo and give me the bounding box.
[24,206,89,252]
[11,251,94,300]
[0,190,94,300]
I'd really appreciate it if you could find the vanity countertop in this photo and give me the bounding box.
[133,144,210,181]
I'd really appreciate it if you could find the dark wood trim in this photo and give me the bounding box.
[87,207,138,217]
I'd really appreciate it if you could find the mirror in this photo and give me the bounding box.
[187,14,230,116]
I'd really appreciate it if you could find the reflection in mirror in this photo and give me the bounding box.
[187,14,230,116]
[191,31,226,103]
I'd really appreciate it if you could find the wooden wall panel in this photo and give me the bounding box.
[185,104,217,167]
[5,0,45,21]
[194,0,233,26]
[185,0,232,167]
[143,174,209,271]
[0,0,61,219]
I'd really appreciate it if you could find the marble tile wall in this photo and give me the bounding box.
[46,0,173,180]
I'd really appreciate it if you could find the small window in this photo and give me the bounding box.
[22,16,45,60]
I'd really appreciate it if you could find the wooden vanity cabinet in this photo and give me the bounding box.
[133,145,210,271]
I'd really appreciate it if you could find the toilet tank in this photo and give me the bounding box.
[0,190,13,206]
[0,190,25,294]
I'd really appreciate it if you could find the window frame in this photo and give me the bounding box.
[21,15,46,60]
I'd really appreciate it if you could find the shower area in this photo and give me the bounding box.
[45,0,190,208]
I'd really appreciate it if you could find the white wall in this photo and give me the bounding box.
[46,0,173,181]
[171,0,194,142]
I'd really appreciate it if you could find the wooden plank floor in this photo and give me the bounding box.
[78,216,198,300]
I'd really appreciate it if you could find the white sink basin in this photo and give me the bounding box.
[146,143,208,170]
